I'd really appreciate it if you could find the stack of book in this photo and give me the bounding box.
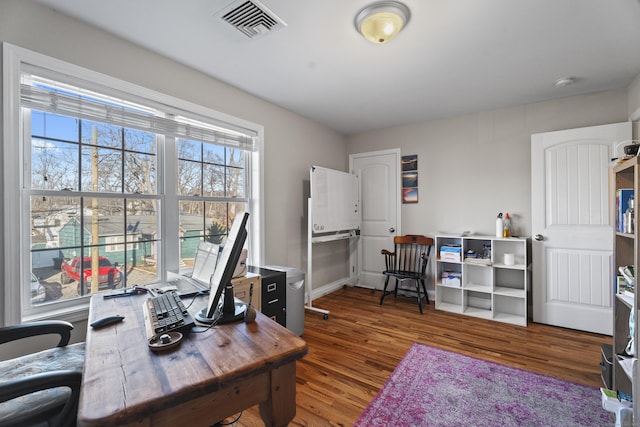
[464,249,492,265]
[617,266,635,299]
[465,257,492,266]
[439,245,461,262]
[441,271,461,287]
[616,189,634,233]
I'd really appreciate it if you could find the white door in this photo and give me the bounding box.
[531,122,631,335]
[350,149,401,290]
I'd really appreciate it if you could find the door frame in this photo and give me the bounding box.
[350,148,402,289]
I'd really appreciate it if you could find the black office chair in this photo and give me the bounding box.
[0,321,85,427]
[380,235,433,314]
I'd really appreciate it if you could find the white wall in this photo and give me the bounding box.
[347,89,630,240]
[0,1,349,334]
[628,72,640,121]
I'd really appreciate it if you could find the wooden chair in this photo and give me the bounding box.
[0,321,84,427]
[380,235,433,313]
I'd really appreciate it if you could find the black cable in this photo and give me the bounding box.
[190,291,220,334]
[211,411,242,426]
[191,320,218,334]
[183,291,206,310]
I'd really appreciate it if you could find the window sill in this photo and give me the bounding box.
[23,300,90,324]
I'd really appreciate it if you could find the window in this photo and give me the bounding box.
[105,236,139,253]
[2,44,263,323]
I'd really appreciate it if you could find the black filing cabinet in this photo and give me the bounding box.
[249,266,286,327]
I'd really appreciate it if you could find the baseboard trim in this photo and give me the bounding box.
[309,277,356,300]
[310,280,434,302]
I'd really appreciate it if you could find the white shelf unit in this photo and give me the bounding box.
[435,235,529,326]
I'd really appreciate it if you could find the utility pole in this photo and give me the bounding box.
[91,126,100,294]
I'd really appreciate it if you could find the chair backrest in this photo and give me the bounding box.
[392,235,433,274]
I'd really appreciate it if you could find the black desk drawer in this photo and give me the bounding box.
[262,277,285,299]
[263,304,286,326]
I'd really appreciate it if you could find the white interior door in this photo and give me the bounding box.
[531,122,631,335]
[350,149,400,290]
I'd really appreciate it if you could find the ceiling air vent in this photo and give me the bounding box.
[217,0,287,40]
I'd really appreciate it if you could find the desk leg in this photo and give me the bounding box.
[259,362,297,427]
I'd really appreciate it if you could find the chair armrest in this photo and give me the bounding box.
[0,321,73,347]
[381,249,396,271]
[0,369,81,403]
[0,370,82,427]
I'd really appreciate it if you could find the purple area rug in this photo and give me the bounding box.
[354,343,611,427]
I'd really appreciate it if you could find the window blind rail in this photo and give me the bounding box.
[20,83,257,151]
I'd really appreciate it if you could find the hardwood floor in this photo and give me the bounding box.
[231,286,610,426]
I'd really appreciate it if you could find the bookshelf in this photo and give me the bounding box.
[611,156,639,421]
[434,235,529,326]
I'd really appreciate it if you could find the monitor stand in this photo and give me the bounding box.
[195,284,247,325]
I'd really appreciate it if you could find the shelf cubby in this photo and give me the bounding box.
[435,285,463,313]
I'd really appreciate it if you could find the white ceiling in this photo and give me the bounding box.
[37,0,640,135]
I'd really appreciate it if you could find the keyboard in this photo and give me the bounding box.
[142,291,195,339]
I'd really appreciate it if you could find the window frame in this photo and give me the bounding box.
[2,43,265,325]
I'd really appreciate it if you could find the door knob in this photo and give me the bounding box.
[389,227,395,233]
[534,234,544,241]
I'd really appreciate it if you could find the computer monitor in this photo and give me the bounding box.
[195,212,249,324]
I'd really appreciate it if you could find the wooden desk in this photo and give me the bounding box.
[78,292,307,426]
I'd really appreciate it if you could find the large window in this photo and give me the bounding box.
[3,44,262,323]
[177,139,247,257]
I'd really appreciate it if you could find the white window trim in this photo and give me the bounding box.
[2,43,265,325]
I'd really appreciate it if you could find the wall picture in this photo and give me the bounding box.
[402,171,418,188]
[402,187,418,204]
[401,155,418,203]
[401,154,418,172]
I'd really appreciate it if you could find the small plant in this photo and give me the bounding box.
[206,220,225,244]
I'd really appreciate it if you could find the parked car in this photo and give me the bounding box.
[31,273,46,305]
[60,256,122,295]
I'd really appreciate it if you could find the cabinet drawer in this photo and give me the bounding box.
[262,295,283,313]
[262,278,286,299]
[262,307,286,327]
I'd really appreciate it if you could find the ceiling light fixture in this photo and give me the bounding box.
[355,1,410,44]
[554,77,575,88]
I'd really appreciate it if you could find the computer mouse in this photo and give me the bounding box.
[91,315,124,329]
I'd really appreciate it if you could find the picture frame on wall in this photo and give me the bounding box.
[402,171,417,188]
[402,154,418,172]
[401,155,418,203]
[403,187,418,204]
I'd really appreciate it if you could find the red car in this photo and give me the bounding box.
[60,256,122,295]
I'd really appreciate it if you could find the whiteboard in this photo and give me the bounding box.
[310,166,359,234]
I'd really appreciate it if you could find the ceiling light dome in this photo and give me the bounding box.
[554,77,575,88]
[355,1,411,44]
